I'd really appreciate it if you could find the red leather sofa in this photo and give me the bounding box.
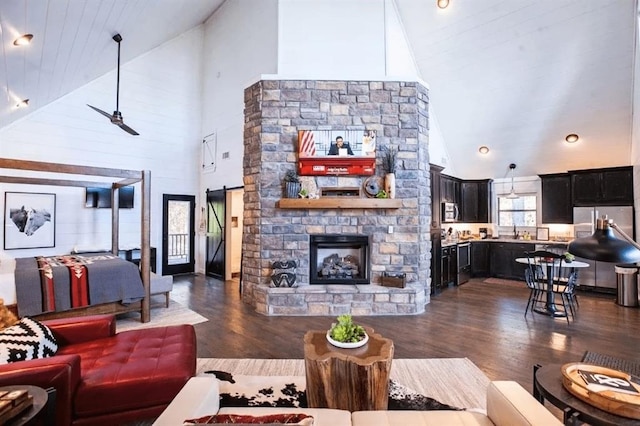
[0,314,196,425]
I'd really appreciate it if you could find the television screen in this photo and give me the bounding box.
[85,186,134,209]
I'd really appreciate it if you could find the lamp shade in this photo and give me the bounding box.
[568,222,640,263]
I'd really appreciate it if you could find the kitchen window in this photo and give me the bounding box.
[498,195,537,226]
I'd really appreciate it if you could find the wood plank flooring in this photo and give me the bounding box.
[170,274,640,393]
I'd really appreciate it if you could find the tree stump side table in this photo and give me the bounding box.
[303,327,394,412]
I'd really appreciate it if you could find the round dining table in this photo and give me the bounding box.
[515,258,590,317]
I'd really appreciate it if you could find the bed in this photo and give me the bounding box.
[0,158,152,322]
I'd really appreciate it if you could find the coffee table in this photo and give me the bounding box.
[303,327,394,411]
[533,364,640,425]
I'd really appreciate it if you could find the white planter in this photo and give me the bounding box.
[385,173,396,199]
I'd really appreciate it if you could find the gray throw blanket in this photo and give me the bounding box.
[15,253,144,316]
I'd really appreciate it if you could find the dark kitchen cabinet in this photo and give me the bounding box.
[571,166,633,206]
[471,242,490,277]
[430,164,444,228]
[461,180,492,223]
[430,231,443,294]
[489,242,534,280]
[441,244,458,287]
[440,175,460,205]
[540,173,572,223]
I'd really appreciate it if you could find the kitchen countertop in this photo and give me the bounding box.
[441,238,570,246]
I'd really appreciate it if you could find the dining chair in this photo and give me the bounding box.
[524,250,575,322]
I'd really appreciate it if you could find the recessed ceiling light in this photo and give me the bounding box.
[13,34,33,46]
[437,0,449,9]
[16,99,29,108]
[478,146,489,154]
[565,134,579,143]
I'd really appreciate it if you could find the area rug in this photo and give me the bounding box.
[582,351,640,379]
[116,298,208,332]
[196,358,490,411]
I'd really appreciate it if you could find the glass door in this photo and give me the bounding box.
[162,194,195,275]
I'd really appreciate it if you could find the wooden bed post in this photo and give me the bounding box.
[111,186,120,255]
[140,170,151,323]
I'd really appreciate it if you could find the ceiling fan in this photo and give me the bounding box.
[87,33,139,136]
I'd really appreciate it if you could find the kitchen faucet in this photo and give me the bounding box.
[513,224,517,239]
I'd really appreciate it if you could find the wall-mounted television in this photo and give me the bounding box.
[85,186,134,209]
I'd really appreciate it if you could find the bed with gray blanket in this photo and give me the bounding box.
[15,253,144,317]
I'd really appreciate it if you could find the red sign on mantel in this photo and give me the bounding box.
[298,157,375,176]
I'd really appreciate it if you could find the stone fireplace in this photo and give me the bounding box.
[241,78,432,316]
[310,234,370,285]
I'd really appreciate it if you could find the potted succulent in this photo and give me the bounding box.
[283,169,301,199]
[564,252,575,263]
[326,314,368,348]
[382,147,398,199]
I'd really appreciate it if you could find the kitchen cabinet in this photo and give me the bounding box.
[540,173,572,223]
[571,166,633,206]
[430,231,443,294]
[440,175,460,205]
[488,242,534,280]
[471,242,490,277]
[461,180,492,223]
[430,164,444,228]
[441,244,458,287]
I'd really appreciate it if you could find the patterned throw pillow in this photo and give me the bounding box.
[0,317,58,364]
[184,413,314,425]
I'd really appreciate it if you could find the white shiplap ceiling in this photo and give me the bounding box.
[0,0,637,179]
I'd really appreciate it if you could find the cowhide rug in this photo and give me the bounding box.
[203,370,460,411]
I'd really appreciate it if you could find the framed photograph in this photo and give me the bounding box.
[536,227,549,241]
[4,192,56,250]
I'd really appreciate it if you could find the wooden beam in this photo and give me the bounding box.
[140,170,151,323]
[0,176,113,188]
[0,158,142,179]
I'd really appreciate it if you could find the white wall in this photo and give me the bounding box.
[632,14,640,235]
[0,28,203,272]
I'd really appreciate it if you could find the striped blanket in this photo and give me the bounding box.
[15,253,144,317]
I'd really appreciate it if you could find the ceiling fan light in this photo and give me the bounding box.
[437,0,449,9]
[565,134,579,143]
[478,146,489,154]
[13,34,33,46]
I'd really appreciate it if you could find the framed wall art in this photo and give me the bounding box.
[4,192,56,250]
[536,227,549,241]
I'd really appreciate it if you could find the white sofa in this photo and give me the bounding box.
[154,376,562,426]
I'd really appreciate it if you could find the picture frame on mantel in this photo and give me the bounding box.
[4,192,56,250]
[536,227,549,241]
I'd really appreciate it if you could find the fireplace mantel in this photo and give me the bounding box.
[277,198,402,209]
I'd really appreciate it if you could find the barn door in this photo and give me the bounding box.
[206,189,225,279]
[161,194,195,275]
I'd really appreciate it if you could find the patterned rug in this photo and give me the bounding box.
[115,298,208,332]
[582,351,640,380]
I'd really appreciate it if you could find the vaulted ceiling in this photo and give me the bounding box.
[0,0,637,179]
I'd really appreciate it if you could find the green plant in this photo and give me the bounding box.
[375,189,388,198]
[564,252,575,262]
[329,314,366,343]
[283,169,300,183]
[298,188,308,198]
[382,146,398,174]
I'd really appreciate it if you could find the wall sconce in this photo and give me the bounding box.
[565,134,579,143]
[437,0,450,9]
[13,34,33,46]
[478,146,489,154]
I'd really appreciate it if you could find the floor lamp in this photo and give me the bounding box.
[568,216,640,263]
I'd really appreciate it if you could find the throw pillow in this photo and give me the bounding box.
[0,317,58,364]
[184,413,314,425]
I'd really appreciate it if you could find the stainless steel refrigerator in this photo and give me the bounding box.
[573,206,635,293]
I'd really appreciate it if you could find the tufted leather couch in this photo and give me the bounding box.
[0,314,196,426]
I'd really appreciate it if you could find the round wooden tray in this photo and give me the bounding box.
[561,362,640,419]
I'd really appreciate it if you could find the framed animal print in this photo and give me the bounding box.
[4,192,56,250]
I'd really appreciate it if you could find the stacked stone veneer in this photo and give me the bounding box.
[242,79,432,315]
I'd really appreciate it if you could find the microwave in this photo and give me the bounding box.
[442,202,459,222]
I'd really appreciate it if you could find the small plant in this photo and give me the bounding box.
[382,146,398,174]
[375,189,388,199]
[329,314,366,343]
[283,169,300,183]
[564,252,575,262]
[298,188,308,198]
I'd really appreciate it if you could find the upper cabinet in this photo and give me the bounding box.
[540,173,572,223]
[440,175,460,204]
[430,164,444,229]
[571,166,633,206]
[461,180,492,223]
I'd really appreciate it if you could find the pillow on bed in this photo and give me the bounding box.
[0,317,58,364]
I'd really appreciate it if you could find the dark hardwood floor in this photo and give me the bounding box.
[170,274,640,393]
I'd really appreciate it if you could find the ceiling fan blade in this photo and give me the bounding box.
[117,122,140,136]
[87,104,114,120]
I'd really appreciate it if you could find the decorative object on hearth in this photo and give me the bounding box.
[283,170,301,199]
[382,146,398,199]
[270,259,297,288]
[381,271,406,288]
[363,176,383,198]
[327,314,368,348]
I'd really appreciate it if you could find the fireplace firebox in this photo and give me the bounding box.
[309,234,370,285]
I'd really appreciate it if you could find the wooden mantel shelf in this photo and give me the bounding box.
[277,198,402,209]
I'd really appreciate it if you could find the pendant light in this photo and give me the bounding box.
[506,163,519,199]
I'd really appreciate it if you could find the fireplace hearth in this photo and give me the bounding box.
[310,234,370,285]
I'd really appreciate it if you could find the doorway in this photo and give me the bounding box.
[162,194,195,275]
[205,187,244,280]
[205,189,225,279]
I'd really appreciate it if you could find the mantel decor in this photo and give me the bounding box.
[277,198,402,209]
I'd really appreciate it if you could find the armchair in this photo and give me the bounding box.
[0,314,196,426]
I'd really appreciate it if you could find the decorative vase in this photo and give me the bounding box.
[285,182,301,199]
[384,173,396,199]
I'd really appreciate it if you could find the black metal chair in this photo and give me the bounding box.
[524,250,575,323]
